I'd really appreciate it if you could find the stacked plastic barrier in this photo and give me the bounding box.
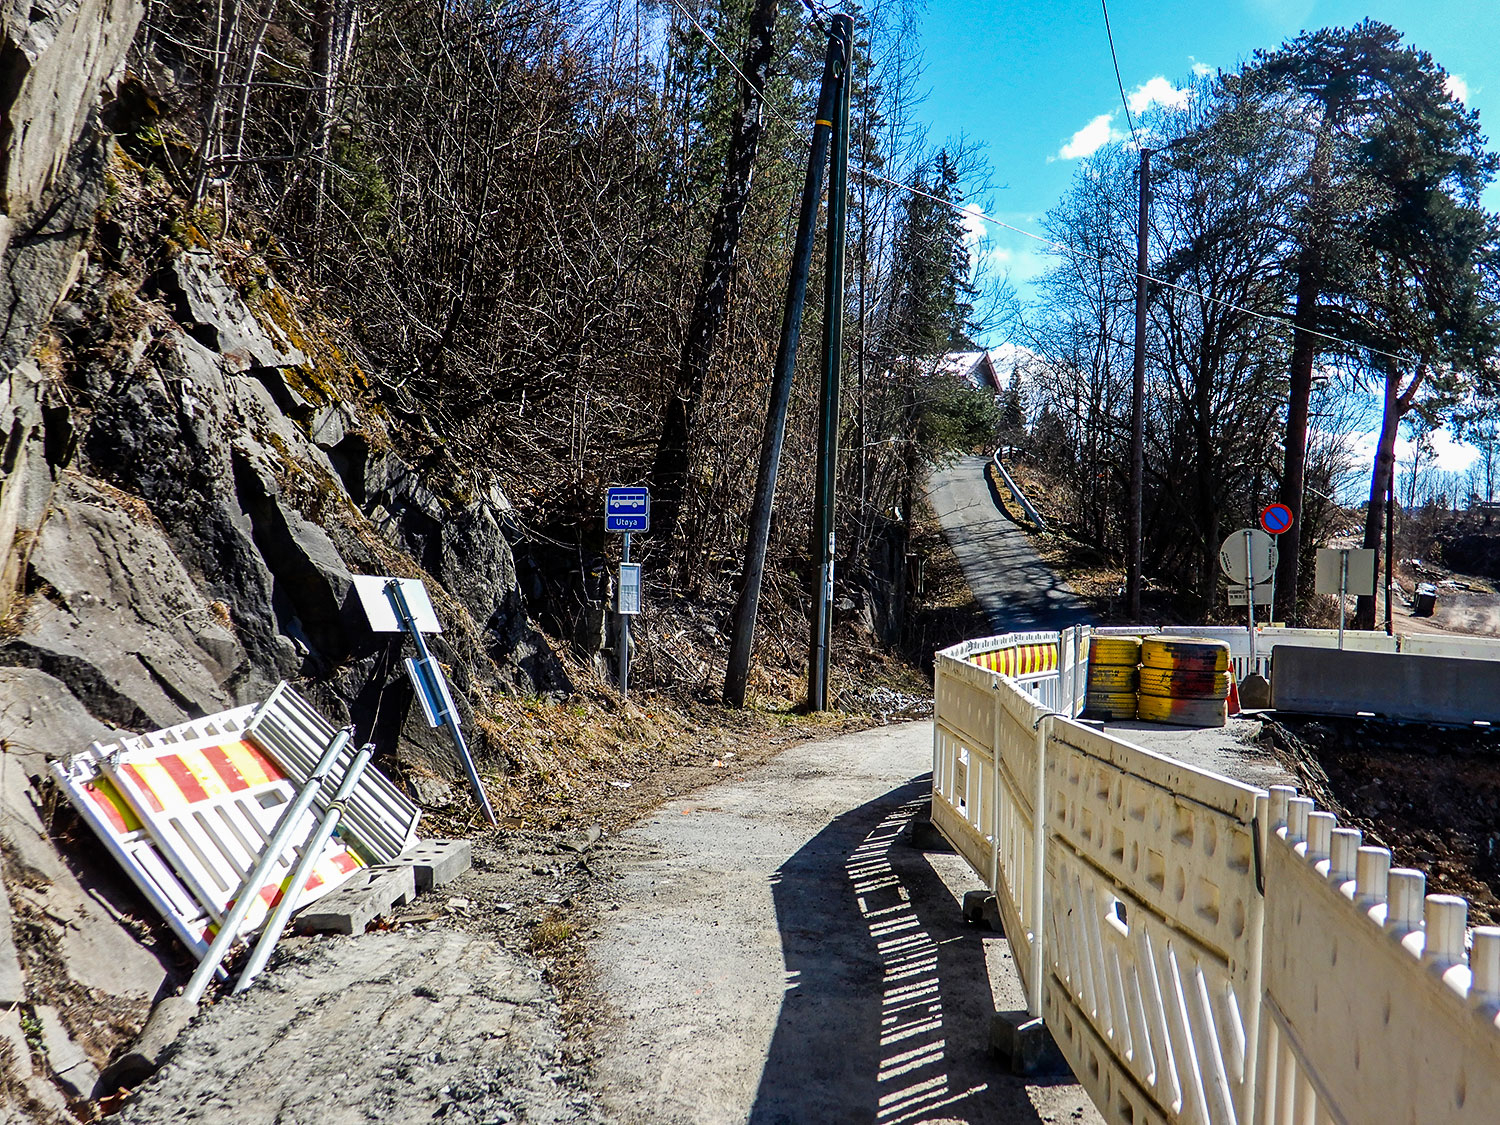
[933,629,1500,1124]
[51,683,421,955]
[1135,637,1232,726]
[1083,635,1139,719]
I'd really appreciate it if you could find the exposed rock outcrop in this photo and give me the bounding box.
[0,4,570,1107]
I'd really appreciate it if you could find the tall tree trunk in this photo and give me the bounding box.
[303,0,360,226]
[651,0,778,547]
[1355,363,1400,629]
[1273,120,1334,625]
[1355,359,1426,628]
[1273,261,1319,623]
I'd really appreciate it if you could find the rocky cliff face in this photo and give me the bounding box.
[0,7,571,1115]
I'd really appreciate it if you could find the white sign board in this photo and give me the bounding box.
[1227,583,1274,607]
[1219,529,1277,585]
[618,563,642,616]
[351,575,443,634]
[1315,548,1376,597]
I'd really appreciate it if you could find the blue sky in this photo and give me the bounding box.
[915,0,1500,300]
[911,1,1500,480]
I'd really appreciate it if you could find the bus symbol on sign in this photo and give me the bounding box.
[1260,503,1293,535]
[605,487,650,533]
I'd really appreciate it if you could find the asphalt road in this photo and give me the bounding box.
[588,721,1102,1125]
[925,457,1092,634]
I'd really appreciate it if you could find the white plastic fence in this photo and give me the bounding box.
[933,629,1500,1124]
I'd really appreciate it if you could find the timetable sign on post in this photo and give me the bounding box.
[605,487,650,533]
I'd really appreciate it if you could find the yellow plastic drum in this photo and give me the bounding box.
[1088,664,1140,692]
[1089,636,1143,667]
[1084,691,1139,721]
[1137,692,1229,727]
[1085,635,1141,720]
[1138,666,1231,698]
[1140,637,1231,674]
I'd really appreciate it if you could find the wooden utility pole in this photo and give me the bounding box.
[808,14,852,713]
[724,18,851,708]
[1127,148,1151,621]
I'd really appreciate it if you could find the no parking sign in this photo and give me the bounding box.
[1260,503,1293,535]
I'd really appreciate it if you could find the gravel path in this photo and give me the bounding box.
[925,456,1091,634]
[586,721,1102,1125]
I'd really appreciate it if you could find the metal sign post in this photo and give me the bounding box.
[606,487,649,700]
[1244,530,1257,667]
[619,532,633,699]
[385,579,497,826]
[1314,547,1376,649]
[352,574,496,825]
[1221,528,1278,668]
[1339,551,1348,649]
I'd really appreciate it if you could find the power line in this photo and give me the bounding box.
[1099,0,1140,147]
[674,1,1419,369]
[664,0,795,128]
[856,165,1417,366]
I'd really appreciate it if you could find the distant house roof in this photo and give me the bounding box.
[915,350,1001,393]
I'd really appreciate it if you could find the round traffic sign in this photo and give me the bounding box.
[1219,529,1277,585]
[1260,503,1293,535]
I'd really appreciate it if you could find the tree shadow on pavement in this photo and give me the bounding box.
[749,774,1071,1125]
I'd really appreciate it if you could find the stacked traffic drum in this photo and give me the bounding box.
[1084,635,1141,720]
[1135,637,1232,727]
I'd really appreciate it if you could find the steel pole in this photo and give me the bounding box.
[724,22,848,707]
[233,744,375,992]
[386,579,497,825]
[183,726,352,1004]
[1338,551,1348,650]
[808,14,852,712]
[1245,529,1258,667]
[620,532,632,700]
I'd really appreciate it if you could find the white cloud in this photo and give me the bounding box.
[1349,428,1479,475]
[1191,61,1213,78]
[1445,74,1470,104]
[1129,76,1193,114]
[960,202,986,245]
[1057,113,1119,160]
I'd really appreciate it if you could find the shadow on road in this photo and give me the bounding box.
[749,774,1066,1125]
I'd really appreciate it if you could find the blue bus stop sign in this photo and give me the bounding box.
[605,487,650,533]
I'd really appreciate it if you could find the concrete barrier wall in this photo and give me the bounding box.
[1271,645,1500,724]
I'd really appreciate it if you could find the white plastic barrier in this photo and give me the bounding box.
[932,631,1500,1124]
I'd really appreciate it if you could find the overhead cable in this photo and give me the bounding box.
[673,0,1419,368]
[1099,0,1140,146]
[665,0,795,128]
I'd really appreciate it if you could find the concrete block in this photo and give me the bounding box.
[34,1004,99,1098]
[1271,645,1500,724]
[989,1009,1068,1077]
[0,889,23,1007]
[1239,672,1271,710]
[293,864,417,935]
[980,895,1005,934]
[397,839,472,893]
[903,816,954,853]
[961,890,990,924]
[99,996,196,1092]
